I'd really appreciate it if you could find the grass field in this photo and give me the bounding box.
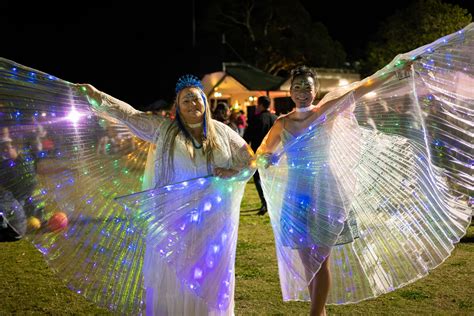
[1,182,472,315]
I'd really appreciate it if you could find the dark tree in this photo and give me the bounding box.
[202,0,347,75]
[363,0,471,75]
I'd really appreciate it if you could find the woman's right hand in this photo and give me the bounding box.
[75,83,103,108]
[256,153,276,169]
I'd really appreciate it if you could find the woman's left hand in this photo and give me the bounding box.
[214,167,238,179]
[394,56,421,79]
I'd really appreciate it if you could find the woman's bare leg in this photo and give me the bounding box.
[311,256,330,316]
[299,250,331,316]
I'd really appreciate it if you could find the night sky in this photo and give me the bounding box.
[1,0,473,107]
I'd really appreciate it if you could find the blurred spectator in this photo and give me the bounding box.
[0,139,41,241]
[228,109,240,134]
[97,125,121,155]
[37,124,55,154]
[213,102,231,124]
[237,110,247,137]
[0,188,26,242]
[244,96,277,215]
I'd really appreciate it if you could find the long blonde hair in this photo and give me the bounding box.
[160,87,221,184]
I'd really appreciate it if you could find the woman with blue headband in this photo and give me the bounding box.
[74,75,254,315]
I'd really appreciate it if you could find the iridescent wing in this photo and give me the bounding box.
[0,58,151,313]
[115,175,248,312]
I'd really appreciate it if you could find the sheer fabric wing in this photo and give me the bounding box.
[115,175,249,313]
[0,58,153,313]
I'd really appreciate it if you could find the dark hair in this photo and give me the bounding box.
[257,96,271,109]
[215,102,229,113]
[290,65,319,90]
[213,102,230,122]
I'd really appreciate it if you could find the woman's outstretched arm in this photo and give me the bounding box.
[77,84,165,143]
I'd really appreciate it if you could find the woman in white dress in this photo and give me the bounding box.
[78,75,254,315]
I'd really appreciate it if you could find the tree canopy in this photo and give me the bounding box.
[202,0,347,75]
[363,0,472,75]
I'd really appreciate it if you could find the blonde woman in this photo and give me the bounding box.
[78,75,253,315]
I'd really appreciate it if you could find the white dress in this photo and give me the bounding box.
[95,92,252,315]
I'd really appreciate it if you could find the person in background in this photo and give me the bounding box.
[212,101,231,124]
[0,139,39,241]
[237,110,247,137]
[228,109,241,134]
[243,96,277,215]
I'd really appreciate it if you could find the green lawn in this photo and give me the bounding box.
[1,182,472,315]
